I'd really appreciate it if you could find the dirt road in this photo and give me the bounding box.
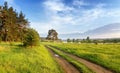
[46,46,80,73]
[66,53,112,73]
[51,46,113,73]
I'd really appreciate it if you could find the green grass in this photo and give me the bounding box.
[0,42,63,73]
[49,43,120,73]
[47,45,94,73]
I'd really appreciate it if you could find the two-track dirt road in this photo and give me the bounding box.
[46,46,80,73]
[46,46,113,73]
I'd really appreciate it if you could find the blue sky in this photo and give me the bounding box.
[0,0,120,36]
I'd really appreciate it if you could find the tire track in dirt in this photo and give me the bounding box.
[46,46,80,73]
[52,46,113,73]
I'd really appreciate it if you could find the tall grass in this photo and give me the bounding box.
[50,43,120,73]
[0,43,63,73]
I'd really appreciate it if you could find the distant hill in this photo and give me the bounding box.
[59,23,120,39]
[59,33,81,39]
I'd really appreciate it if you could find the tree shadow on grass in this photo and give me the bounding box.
[11,44,28,53]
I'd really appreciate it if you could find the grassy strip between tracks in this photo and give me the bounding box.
[46,45,95,73]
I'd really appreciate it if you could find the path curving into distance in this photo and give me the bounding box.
[46,46,80,73]
[66,52,113,73]
[48,46,113,73]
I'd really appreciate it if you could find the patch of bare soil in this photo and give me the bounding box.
[46,46,80,73]
[67,54,113,73]
[55,47,113,73]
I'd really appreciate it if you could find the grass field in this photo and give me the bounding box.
[50,43,120,73]
[0,42,63,73]
[0,42,120,73]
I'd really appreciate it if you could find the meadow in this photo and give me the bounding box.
[0,42,63,73]
[50,43,120,73]
[0,42,120,73]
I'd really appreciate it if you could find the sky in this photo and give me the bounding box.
[0,0,120,36]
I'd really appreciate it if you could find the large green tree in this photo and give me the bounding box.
[0,2,29,42]
[46,29,58,40]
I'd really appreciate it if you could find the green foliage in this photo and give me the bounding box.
[67,38,71,42]
[80,38,120,44]
[50,43,120,73]
[67,38,79,43]
[93,40,98,45]
[103,39,120,43]
[23,28,40,47]
[46,29,58,40]
[72,39,75,42]
[86,36,91,43]
[0,2,29,42]
[0,43,62,73]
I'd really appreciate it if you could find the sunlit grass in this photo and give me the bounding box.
[0,43,63,73]
[50,43,120,73]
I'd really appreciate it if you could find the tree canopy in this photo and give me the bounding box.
[46,29,58,40]
[23,28,40,47]
[0,2,29,42]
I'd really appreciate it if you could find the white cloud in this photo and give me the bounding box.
[73,7,105,25]
[73,0,89,7]
[90,32,120,39]
[106,9,120,17]
[42,0,109,26]
[30,22,52,34]
[96,3,106,8]
[33,0,80,34]
[43,0,74,12]
[31,0,120,35]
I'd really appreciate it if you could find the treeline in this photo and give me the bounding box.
[0,2,40,46]
[67,37,120,44]
[0,2,29,42]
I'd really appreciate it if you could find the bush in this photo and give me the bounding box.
[23,28,40,47]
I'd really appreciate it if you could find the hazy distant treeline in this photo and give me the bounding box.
[67,37,120,44]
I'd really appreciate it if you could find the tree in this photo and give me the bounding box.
[3,2,8,10]
[0,2,29,42]
[7,7,18,41]
[23,28,40,47]
[17,11,29,41]
[67,38,71,43]
[17,11,29,27]
[86,36,91,43]
[81,39,85,43]
[46,29,58,40]
[0,2,9,41]
[72,38,75,43]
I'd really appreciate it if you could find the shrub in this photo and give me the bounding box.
[23,28,40,47]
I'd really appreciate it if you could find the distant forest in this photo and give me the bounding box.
[66,37,120,44]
